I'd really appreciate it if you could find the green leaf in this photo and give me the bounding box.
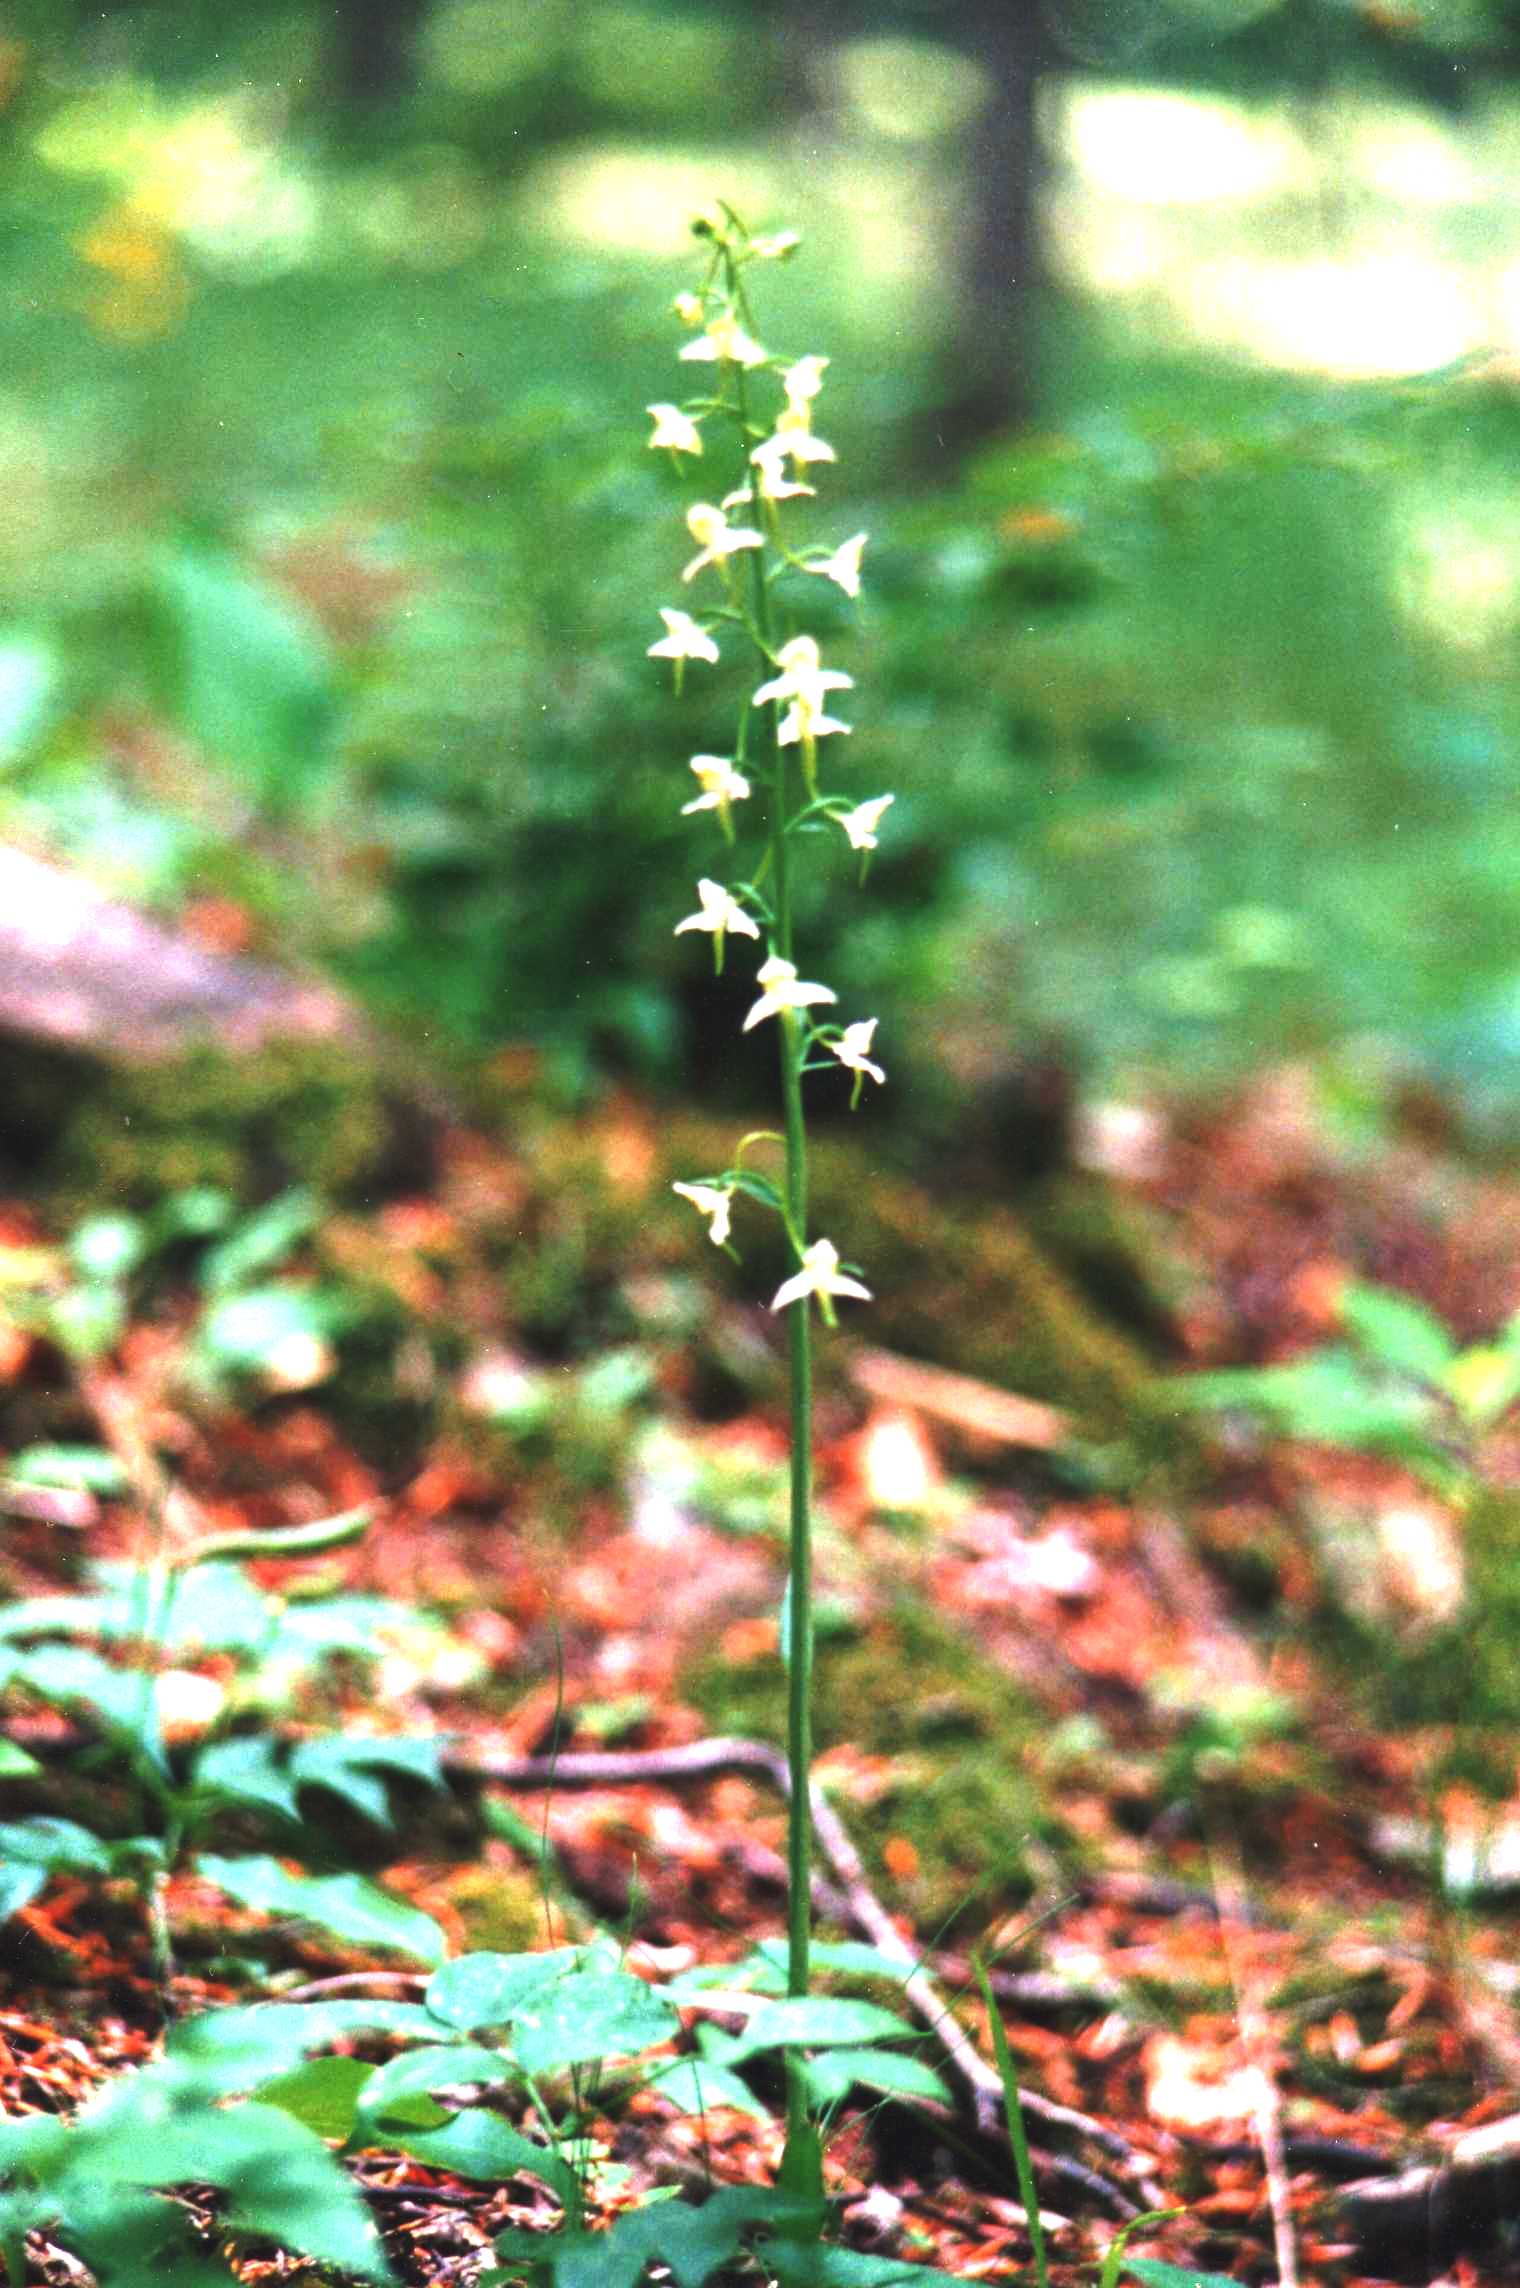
[68,1216,148,1284]
[424,1948,583,2032]
[5,1445,130,1496]
[191,1737,301,1824]
[0,1741,40,1778]
[352,2043,514,2136]
[289,1734,444,1827]
[0,633,58,764]
[1339,1282,1456,1381]
[707,1998,914,2067]
[0,1816,113,1878]
[495,2187,816,2288]
[83,2080,393,2281]
[0,1863,48,1922]
[257,2054,373,2142]
[195,1854,447,1965]
[156,545,338,816]
[800,2047,952,2109]
[387,2109,577,2200]
[759,2244,966,2288]
[95,1561,275,1654]
[644,2056,770,2120]
[749,1937,915,1986]
[193,1286,340,1385]
[1121,2261,1240,2288]
[199,1191,321,1299]
[509,1968,680,2076]
[8,1644,163,1762]
[164,2000,439,2099]
[44,1281,126,1363]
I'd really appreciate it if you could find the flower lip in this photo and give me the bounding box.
[682,756,751,814]
[679,311,768,368]
[681,502,765,583]
[806,532,868,599]
[837,794,894,851]
[673,1180,734,1247]
[675,878,761,939]
[647,402,702,455]
[648,607,720,664]
[769,1236,872,1314]
[831,1019,886,1086]
[742,954,837,1032]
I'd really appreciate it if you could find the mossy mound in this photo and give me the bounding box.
[1,1036,411,1217]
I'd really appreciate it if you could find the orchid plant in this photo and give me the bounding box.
[649,204,889,2192]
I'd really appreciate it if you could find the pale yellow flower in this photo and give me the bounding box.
[742,953,836,1032]
[672,1181,734,1247]
[770,1237,872,1314]
[675,878,760,944]
[682,755,752,816]
[679,311,768,369]
[772,405,836,468]
[830,1019,886,1087]
[647,402,703,455]
[753,635,853,752]
[648,607,719,666]
[837,794,894,851]
[750,229,801,260]
[739,438,816,505]
[673,290,705,326]
[682,501,765,584]
[806,532,868,600]
[783,355,829,409]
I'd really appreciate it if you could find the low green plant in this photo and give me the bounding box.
[0,1529,452,1976]
[0,1942,946,2288]
[1172,1275,1520,1496]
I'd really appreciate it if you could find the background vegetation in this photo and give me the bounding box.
[5,0,1520,1138]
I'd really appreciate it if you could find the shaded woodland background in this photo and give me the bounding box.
[3,0,1520,1139]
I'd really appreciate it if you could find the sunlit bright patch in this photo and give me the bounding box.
[858,1408,939,1513]
[1187,250,1479,378]
[1145,2033,1269,2131]
[1058,83,1309,205]
[519,148,776,256]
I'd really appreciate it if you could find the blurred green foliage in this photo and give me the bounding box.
[3,0,1520,1124]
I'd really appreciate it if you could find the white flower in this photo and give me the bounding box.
[681,502,765,584]
[770,406,836,468]
[753,635,853,751]
[806,532,868,600]
[770,1237,872,1314]
[837,794,894,851]
[675,878,760,943]
[741,438,816,504]
[648,607,719,666]
[679,311,768,369]
[672,1181,734,1247]
[783,355,828,410]
[673,290,704,326]
[831,1019,886,1087]
[742,953,836,1031]
[750,229,801,260]
[682,755,752,815]
[647,402,703,455]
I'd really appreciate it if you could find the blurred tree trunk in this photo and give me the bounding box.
[921,0,1049,460]
[327,0,429,103]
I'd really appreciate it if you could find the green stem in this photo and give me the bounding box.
[731,279,817,2172]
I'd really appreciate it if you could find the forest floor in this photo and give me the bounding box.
[4,1065,1520,2288]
